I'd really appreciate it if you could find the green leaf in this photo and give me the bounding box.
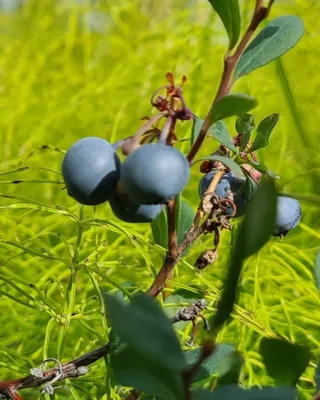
[244,176,259,201]
[207,0,241,50]
[260,338,311,385]
[212,181,277,332]
[234,15,304,80]
[216,351,244,386]
[210,93,258,123]
[235,179,277,259]
[184,344,234,382]
[315,364,320,391]
[191,386,297,400]
[194,156,244,178]
[191,116,236,151]
[151,195,194,255]
[235,113,255,150]
[210,120,237,152]
[151,207,168,249]
[249,114,279,152]
[176,196,195,247]
[111,345,184,400]
[104,293,186,371]
[314,249,320,291]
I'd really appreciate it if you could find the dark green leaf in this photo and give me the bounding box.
[191,386,297,400]
[207,0,241,50]
[151,195,194,255]
[315,249,320,291]
[260,338,311,385]
[191,116,236,151]
[235,114,255,150]
[151,207,168,249]
[191,116,203,145]
[111,345,183,400]
[194,156,244,178]
[217,351,244,386]
[212,181,277,332]
[244,175,259,201]
[104,293,186,371]
[249,114,279,152]
[184,344,234,382]
[235,179,277,259]
[315,363,320,390]
[210,120,237,152]
[234,15,304,80]
[210,93,258,123]
[176,197,195,247]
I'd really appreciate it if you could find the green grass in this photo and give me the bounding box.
[0,0,319,399]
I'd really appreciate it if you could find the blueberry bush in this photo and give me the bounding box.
[0,0,319,399]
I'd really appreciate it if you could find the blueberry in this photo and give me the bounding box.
[62,137,121,206]
[198,171,246,216]
[120,143,190,205]
[109,193,162,223]
[273,196,301,236]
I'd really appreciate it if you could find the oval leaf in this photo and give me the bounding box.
[210,93,258,123]
[194,155,244,178]
[207,0,241,50]
[212,181,277,332]
[260,338,311,386]
[184,344,234,382]
[111,345,183,400]
[104,293,186,371]
[151,195,194,255]
[151,207,168,249]
[249,113,279,152]
[234,15,304,80]
[191,116,236,151]
[235,179,277,259]
[235,113,255,150]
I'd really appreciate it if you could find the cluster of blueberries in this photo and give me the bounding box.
[62,137,301,236]
[62,137,189,223]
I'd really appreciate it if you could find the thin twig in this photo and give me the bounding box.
[0,344,110,399]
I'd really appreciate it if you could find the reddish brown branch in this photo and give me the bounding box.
[0,344,110,399]
[186,4,268,165]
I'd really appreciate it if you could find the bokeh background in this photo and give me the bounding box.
[0,0,319,399]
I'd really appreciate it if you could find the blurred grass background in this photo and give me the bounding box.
[0,0,319,399]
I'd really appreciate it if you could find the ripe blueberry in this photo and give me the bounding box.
[198,171,246,216]
[273,196,301,236]
[109,193,162,223]
[120,143,190,205]
[62,137,121,206]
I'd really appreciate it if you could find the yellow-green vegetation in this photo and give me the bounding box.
[0,0,319,399]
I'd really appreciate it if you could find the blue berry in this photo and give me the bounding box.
[109,193,162,223]
[198,171,246,216]
[120,143,190,205]
[62,137,121,206]
[273,196,301,236]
